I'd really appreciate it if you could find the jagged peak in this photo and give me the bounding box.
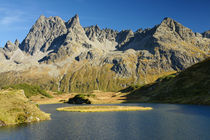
[202,30,210,38]
[49,16,64,22]
[85,25,101,30]
[14,39,20,46]
[86,25,101,32]
[119,29,134,35]
[157,17,192,32]
[5,40,13,45]
[39,15,46,19]
[34,15,65,28]
[163,17,173,21]
[95,24,100,30]
[66,14,80,28]
[3,40,18,52]
[135,28,143,33]
[156,17,195,39]
[36,15,46,22]
[160,17,190,31]
[160,17,177,26]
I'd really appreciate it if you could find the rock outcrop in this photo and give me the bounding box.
[67,94,91,104]
[0,15,209,93]
[203,30,210,38]
[0,120,6,127]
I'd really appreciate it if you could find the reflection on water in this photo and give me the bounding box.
[0,103,210,140]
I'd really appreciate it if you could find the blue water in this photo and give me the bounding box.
[0,103,210,140]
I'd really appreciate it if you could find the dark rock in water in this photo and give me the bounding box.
[67,95,91,104]
[0,120,6,127]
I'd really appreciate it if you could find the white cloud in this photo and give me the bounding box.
[0,16,22,25]
[0,7,25,25]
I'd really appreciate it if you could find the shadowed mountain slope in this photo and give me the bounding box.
[125,58,210,105]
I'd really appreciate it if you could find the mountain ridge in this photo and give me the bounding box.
[0,15,209,93]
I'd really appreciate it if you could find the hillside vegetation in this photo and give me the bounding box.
[0,89,51,126]
[2,83,52,98]
[126,58,210,105]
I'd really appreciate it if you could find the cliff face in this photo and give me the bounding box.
[0,15,209,92]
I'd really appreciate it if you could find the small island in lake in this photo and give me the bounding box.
[56,106,153,112]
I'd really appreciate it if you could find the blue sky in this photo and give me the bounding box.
[0,0,210,47]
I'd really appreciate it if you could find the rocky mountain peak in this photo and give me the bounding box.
[136,28,143,33]
[3,41,18,52]
[14,39,20,47]
[160,17,180,29]
[155,17,195,41]
[5,40,13,45]
[160,17,178,29]
[36,15,46,22]
[162,17,173,23]
[202,30,210,38]
[92,25,101,32]
[0,15,209,93]
[66,14,80,28]
[116,30,134,46]
[20,15,67,55]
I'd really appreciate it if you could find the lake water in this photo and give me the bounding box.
[0,103,210,140]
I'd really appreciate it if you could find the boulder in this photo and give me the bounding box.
[67,95,91,104]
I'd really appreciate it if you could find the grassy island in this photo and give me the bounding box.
[56,106,152,112]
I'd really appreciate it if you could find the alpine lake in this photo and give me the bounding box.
[0,103,210,140]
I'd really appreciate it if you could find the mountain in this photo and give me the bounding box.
[0,15,209,93]
[125,58,210,105]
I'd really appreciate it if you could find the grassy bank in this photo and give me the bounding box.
[56,106,152,112]
[0,89,51,126]
[2,83,52,98]
[125,58,210,105]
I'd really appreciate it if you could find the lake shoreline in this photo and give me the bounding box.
[33,91,210,106]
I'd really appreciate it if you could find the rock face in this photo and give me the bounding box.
[0,15,209,92]
[20,15,67,54]
[203,30,210,38]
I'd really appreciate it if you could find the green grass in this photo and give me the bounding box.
[0,89,51,126]
[2,83,52,98]
[77,93,96,98]
[119,84,144,93]
[156,73,177,82]
[126,58,210,105]
[56,106,153,112]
